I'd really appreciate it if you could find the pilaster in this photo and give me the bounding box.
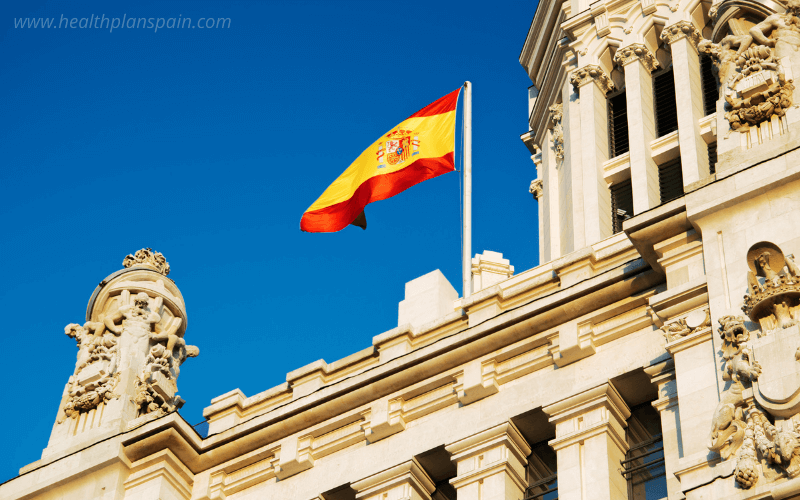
[664,322,718,458]
[546,104,563,260]
[351,459,436,500]
[570,65,614,245]
[543,383,631,500]
[615,44,661,214]
[644,359,681,499]
[563,74,583,253]
[445,421,530,500]
[662,21,711,186]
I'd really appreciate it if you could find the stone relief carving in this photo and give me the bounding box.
[569,65,615,94]
[133,304,199,417]
[661,308,711,342]
[123,247,170,276]
[660,20,701,47]
[613,44,659,73]
[549,103,564,161]
[742,242,800,332]
[698,6,798,134]
[59,322,120,422]
[529,179,543,200]
[707,243,800,489]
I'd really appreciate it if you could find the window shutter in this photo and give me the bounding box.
[708,141,717,175]
[611,179,633,233]
[658,158,683,203]
[608,92,629,158]
[654,69,678,137]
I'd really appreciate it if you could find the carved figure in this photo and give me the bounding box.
[743,242,800,332]
[710,317,762,461]
[749,0,800,59]
[699,34,754,85]
[104,291,161,338]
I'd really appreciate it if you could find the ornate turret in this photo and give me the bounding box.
[43,249,198,459]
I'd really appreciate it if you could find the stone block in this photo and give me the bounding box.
[76,363,107,387]
[150,371,177,400]
[398,270,458,329]
[471,250,514,292]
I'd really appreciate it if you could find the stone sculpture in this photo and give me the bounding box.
[742,242,800,332]
[707,243,800,489]
[699,5,798,134]
[57,249,199,424]
[59,322,121,422]
[123,247,170,276]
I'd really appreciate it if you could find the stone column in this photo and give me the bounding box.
[570,65,614,246]
[543,383,631,500]
[445,422,530,500]
[351,459,436,500]
[615,44,661,214]
[662,21,710,185]
[644,359,681,499]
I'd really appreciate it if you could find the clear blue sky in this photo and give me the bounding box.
[0,0,539,482]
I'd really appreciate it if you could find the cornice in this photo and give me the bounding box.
[614,43,660,73]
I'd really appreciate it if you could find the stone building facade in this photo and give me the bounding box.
[6,0,800,499]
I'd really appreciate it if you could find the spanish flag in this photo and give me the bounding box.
[301,88,462,233]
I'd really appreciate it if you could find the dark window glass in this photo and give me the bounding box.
[525,443,558,500]
[624,404,668,500]
[608,91,629,157]
[659,158,684,203]
[611,179,634,233]
[700,53,719,116]
[654,68,678,137]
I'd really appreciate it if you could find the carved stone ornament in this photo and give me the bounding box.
[613,44,660,73]
[742,242,800,332]
[661,308,711,342]
[660,21,702,48]
[130,293,199,418]
[698,6,799,134]
[529,179,543,200]
[59,322,121,422]
[569,65,615,94]
[123,247,170,276]
[549,103,564,161]
[706,243,800,489]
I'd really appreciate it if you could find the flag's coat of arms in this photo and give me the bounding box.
[301,88,461,233]
[377,129,420,167]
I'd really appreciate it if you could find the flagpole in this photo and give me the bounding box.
[462,81,472,299]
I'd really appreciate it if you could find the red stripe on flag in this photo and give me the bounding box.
[300,153,455,233]
[406,88,461,119]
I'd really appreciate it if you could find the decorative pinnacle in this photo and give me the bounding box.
[123,248,170,276]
